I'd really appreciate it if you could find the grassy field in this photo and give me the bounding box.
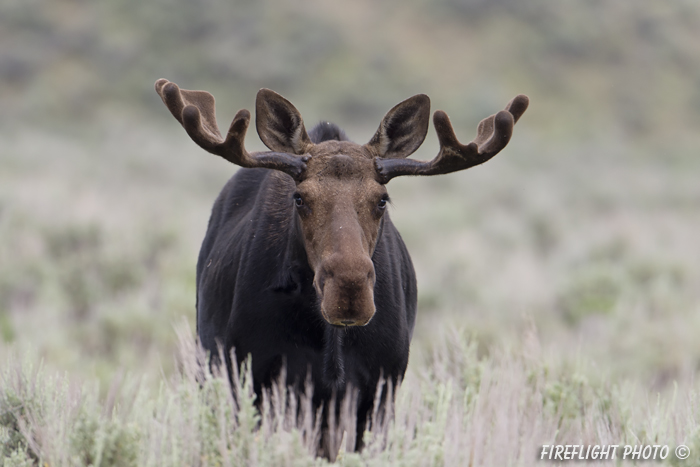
[2,0,700,465]
[2,115,699,465]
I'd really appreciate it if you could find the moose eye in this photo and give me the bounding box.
[377,197,388,210]
[293,193,304,207]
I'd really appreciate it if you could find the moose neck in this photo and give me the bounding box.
[323,326,346,390]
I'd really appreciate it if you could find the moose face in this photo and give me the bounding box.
[155,79,528,327]
[251,89,431,327]
[293,143,388,326]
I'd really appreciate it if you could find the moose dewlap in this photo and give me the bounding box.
[155,78,528,455]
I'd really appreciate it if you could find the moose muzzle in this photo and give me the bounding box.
[315,253,376,326]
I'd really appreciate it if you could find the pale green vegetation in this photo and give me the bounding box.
[2,329,698,466]
[2,0,700,465]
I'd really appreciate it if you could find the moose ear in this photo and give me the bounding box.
[256,89,313,155]
[365,94,430,159]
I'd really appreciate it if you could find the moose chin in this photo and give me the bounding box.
[155,78,528,457]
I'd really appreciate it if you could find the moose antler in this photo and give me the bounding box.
[155,79,308,179]
[375,95,529,183]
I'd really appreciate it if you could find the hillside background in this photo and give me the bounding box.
[1,0,700,430]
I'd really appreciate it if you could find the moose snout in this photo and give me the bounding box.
[315,254,376,326]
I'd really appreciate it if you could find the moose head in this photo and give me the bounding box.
[155,79,528,327]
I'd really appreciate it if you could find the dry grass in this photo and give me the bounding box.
[1,324,699,466]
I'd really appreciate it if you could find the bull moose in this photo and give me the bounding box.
[155,78,528,454]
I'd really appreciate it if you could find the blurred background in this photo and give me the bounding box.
[1,0,699,391]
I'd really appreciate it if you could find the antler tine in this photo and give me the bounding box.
[505,94,529,124]
[375,95,529,183]
[155,79,307,179]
